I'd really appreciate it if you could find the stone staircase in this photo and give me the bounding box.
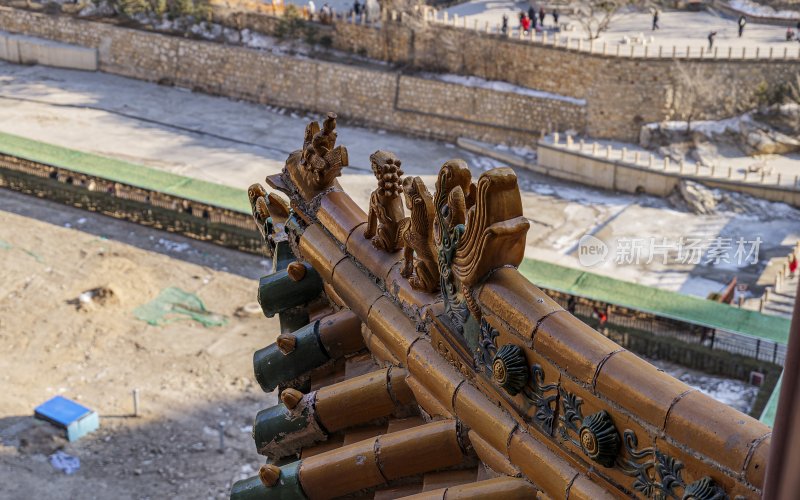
[758,244,799,318]
[763,271,798,318]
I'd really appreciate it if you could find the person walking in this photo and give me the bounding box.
[502,14,509,35]
[528,5,536,26]
[789,253,798,278]
[738,15,746,37]
[553,8,559,27]
[308,0,316,21]
[652,9,659,30]
[708,31,717,49]
[521,14,531,34]
[539,7,545,27]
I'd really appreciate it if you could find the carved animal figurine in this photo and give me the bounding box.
[399,176,439,292]
[246,183,291,257]
[286,112,348,200]
[311,113,337,160]
[364,150,405,252]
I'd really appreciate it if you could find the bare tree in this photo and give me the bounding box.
[572,0,623,40]
[669,61,727,131]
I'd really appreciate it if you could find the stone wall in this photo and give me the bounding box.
[209,8,800,140]
[0,7,585,146]
[2,7,795,143]
[0,29,97,70]
[536,141,800,206]
[331,20,799,140]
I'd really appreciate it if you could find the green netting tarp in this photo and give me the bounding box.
[760,374,782,427]
[0,131,250,214]
[519,258,791,344]
[134,287,227,327]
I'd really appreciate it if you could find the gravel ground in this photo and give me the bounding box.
[0,190,275,499]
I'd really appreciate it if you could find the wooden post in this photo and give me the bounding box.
[777,173,782,185]
[727,166,732,178]
[634,151,640,164]
[686,45,690,58]
[714,47,718,58]
[133,389,140,417]
[756,47,760,58]
[761,170,766,183]
[672,45,676,58]
[603,42,607,55]
[700,46,704,58]
[649,154,654,167]
[742,46,746,58]
[769,47,774,58]
[543,31,548,44]
[680,160,685,174]
[785,47,789,59]
[664,157,669,170]
[630,45,635,57]
[553,132,560,145]
[616,44,620,56]
[659,45,663,58]
[622,147,628,160]
[711,165,716,177]
[589,39,594,53]
[566,135,573,147]
[606,145,612,158]
[592,142,598,155]
[728,46,732,59]
[644,45,649,58]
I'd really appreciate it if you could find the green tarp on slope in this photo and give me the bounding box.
[519,259,791,344]
[0,130,250,214]
[1,130,790,344]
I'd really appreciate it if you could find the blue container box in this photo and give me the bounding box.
[34,396,99,442]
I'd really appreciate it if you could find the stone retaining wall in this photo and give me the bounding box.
[211,8,800,140]
[336,20,799,140]
[0,7,585,146]
[0,29,97,70]
[535,140,800,206]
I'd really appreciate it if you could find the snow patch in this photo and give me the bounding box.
[729,0,800,19]
[645,114,748,136]
[157,238,191,253]
[418,73,587,106]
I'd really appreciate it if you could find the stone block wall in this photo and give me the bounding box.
[0,7,585,146]
[0,30,97,70]
[4,7,794,143]
[332,20,799,140]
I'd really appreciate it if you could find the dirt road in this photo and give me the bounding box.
[0,190,277,499]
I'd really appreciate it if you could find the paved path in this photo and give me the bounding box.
[2,62,798,305]
[441,3,800,56]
